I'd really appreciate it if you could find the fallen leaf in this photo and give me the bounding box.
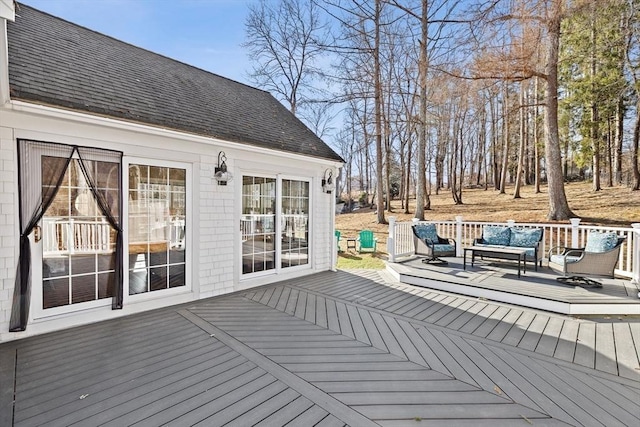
[520,414,533,425]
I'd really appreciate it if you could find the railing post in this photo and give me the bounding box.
[387,216,396,263]
[570,218,581,248]
[332,231,338,272]
[631,223,640,288]
[455,216,463,257]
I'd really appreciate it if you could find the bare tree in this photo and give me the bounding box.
[244,0,328,115]
[466,0,575,219]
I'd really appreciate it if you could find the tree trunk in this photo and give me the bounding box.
[414,0,431,219]
[614,98,624,185]
[373,0,386,223]
[591,14,601,192]
[514,81,527,199]
[632,101,640,190]
[534,77,541,193]
[499,83,510,194]
[544,5,574,220]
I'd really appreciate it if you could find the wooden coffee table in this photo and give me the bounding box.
[463,246,528,278]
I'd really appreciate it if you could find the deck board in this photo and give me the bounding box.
[574,322,597,368]
[612,322,640,378]
[595,323,618,375]
[535,317,565,356]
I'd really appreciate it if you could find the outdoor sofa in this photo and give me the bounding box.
[473,225,544,270]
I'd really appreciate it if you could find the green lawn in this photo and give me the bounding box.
[336,250,386,269]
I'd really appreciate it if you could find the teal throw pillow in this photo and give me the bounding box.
[509,228,542,248]
[482,226,511,246]
[414,224,439,243]
[584,232,618,253]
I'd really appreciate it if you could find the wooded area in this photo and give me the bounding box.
[243,0,640,222]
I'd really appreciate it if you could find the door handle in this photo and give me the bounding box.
[33,225,42,243]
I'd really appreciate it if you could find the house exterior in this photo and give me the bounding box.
[0,3,343,342]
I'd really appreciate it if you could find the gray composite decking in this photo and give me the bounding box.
[1,269,639,426]
[389,257,640,315]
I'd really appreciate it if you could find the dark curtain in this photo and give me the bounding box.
[77,147,123,309]
[10,140,123,332]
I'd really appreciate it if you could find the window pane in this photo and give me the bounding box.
[71,275,96,304]
[98,272,115,299]
[150,266,168,291]
[71,254,96,275]
[43,278,69,309]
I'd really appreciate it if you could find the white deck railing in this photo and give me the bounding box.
[43,217,186,255]
[43,218,113,255]
[387,216,640,283]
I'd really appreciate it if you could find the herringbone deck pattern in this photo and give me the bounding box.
[2,270,639,426]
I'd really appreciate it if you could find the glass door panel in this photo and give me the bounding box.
[241,176,276,274]
[128,164,187,294]
[42,158,118,309]
[281,179,309,268]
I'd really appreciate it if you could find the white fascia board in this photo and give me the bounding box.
[0,21,10,105]
[6,99,343,168]
[0,0,15,21]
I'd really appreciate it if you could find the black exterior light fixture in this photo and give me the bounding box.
[213,151,233,185]
[322,168,335,194]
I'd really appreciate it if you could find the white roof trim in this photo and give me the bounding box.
[5,99,343,168]
[0,0,15,21]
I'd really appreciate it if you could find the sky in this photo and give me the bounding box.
[18,0,254,85]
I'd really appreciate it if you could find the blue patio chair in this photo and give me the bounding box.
[356,230,377,253]
[335,230,342,252]
[549,231,626,288]
[411,223,456,265]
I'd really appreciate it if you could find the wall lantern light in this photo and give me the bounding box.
[322,168,335,194]
[213,151,233,185]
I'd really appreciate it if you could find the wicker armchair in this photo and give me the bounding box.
[548,232,625,288]
[412,223,456,265]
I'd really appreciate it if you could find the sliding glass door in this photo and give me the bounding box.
[241,175,309,276]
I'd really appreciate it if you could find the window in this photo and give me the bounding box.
[128,165,187,294]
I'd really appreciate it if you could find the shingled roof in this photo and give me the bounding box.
[6,4,343,163]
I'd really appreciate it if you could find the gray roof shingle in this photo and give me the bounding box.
[7,3,343,162]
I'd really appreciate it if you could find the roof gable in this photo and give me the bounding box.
[6,4,343,163]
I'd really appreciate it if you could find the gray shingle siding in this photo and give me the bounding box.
[7,4,343,163]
